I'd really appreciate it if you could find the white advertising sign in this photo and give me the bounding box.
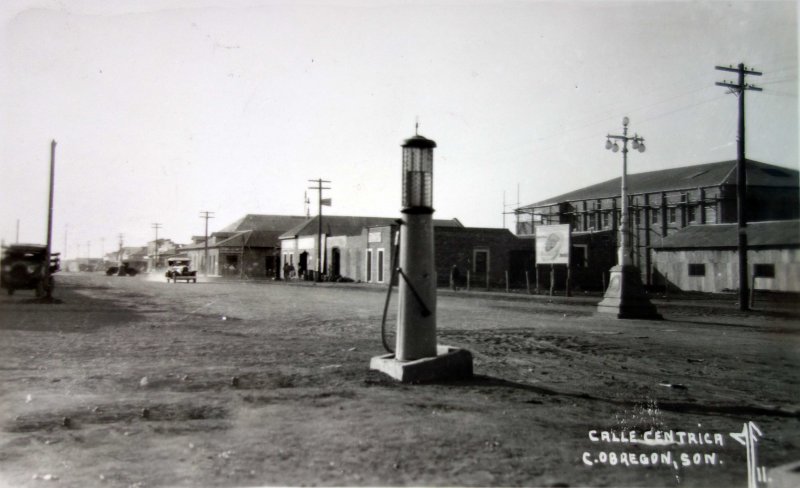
[535,224,571,265]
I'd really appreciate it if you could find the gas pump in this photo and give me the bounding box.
[370,129,473,383]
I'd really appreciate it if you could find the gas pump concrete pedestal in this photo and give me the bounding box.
[370,346,473,383]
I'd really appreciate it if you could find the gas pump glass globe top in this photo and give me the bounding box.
[401,134,436,210]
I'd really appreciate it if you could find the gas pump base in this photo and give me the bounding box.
[370,346,473,383]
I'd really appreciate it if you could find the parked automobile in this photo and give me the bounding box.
[1,244,60,296]
[165,257,197,283]
[105,262,139,276]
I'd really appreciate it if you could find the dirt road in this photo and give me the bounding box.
[1,273,798,487]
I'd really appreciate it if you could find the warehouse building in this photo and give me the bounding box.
[653,220,800,293]
[515,160,799,291]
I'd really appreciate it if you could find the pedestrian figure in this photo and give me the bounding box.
[283,262,290,281]
[289,263,296,279]
[450,264,461,291]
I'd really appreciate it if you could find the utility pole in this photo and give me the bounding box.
[16,219,20,243]
[44,140,56,298]
[308,179,331,281]
[151,222,162,272]
[199,211,214,276]
[716,63,762,311]
[117,234,124,266]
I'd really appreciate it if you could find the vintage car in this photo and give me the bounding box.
[1,244,60,296]
[105,262,139,276]
[165,257,197,283]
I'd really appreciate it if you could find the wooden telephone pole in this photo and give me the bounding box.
[715,63,762,311]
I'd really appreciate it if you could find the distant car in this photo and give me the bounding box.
[165,257,197,283]
[105,262,138,276]
[1,244,60,296]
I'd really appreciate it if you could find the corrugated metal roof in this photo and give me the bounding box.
[654,220,800,249]
[518,160,798,210]
[280,215,463,239]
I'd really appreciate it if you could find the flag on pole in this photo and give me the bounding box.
[321,198,332,206]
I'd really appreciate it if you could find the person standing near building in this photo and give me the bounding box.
[450,264,461,291]
[283,261,290,281]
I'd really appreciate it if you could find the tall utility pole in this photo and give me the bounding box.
[151,222,162,272]
[199,211,214,276]
[716,63,762,311]
[16,219,20,243]
[308,179,331,281]
[44,140,56,298]
[117,234,125,265]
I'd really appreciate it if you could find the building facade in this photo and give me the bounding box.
[183,214,308,277]
[653,220,800,293]
[515,160,799,291]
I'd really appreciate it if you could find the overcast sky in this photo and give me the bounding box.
[1,0,796,257]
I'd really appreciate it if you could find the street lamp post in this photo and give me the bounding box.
[596,117,661,319]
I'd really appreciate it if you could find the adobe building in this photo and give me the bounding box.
[278,215,534,287]
[183,214,308,278]
[653,220,800,293]
[278,215,463,281]
[515,160,799,291]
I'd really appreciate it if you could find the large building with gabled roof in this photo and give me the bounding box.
[183,214,308,277]
[514,160,799,291]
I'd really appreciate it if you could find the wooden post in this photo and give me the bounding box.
[467,270,471,291]
[525,270,530,294]
[601,271,606,292]
[565,265,571,297]
[749,272,756,308]
[535,266,540,294]
[549,264,554,296]
[505,270,509,293]
[485,269,490,291]
[665,271,669,301]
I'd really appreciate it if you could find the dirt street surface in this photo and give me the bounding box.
[1,273,798,487]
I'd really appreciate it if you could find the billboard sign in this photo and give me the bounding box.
[535,224,570,265]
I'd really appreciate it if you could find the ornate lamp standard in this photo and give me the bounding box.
[596,117,661,319]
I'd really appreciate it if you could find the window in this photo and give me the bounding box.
[688,205,697,223]
[587,213,596,230]
[377,249,385,283]
[652,208,659,224]
[753,264,775,278]
[366,249,373,282]
[602,212,610,228]
[668,207,677,224]
[474,250,489,274]
[688,264,705,276]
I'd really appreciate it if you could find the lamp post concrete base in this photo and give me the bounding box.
[370,346,473,383]
[596,265,662,319]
